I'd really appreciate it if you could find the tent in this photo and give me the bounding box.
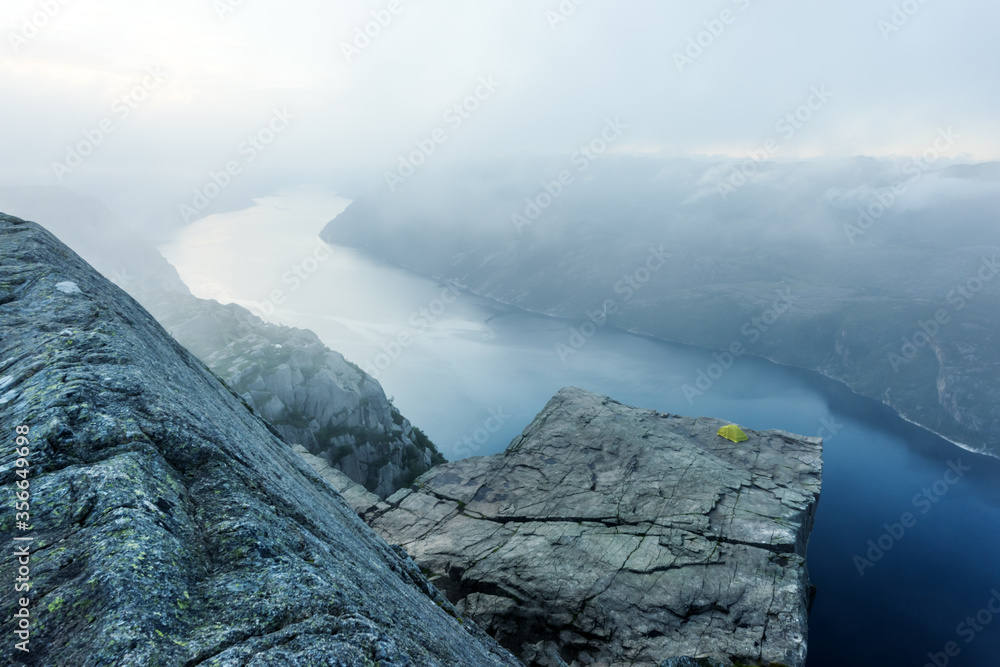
[717,424,749,443]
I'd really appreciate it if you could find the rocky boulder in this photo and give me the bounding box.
[357,387,823,667]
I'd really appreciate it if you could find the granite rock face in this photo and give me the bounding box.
[0,214,520,666]
[148,294,445,497]
[292,444,384,517]
[360,387,823,667]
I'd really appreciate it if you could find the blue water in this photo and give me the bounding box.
[461,309,1000,667]
[163,194,1000,666]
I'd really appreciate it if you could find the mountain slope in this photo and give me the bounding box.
[148,293,445,497]
[0,213,519,666]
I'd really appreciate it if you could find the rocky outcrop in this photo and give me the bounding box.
[147,293,445,497]
[0,214,520,666]
[347,387,823,667]
[292,444,384,516]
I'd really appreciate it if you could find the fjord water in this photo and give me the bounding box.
[161,188,1000,666]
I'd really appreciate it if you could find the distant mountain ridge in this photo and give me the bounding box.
[320,156,1000,457]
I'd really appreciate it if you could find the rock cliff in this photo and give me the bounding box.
[0,213,519,666]
[345,387,823,667]
[148,293,445,497]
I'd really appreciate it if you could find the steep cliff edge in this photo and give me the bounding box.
[0,188,443,498]
[0,214,519,666]
[337,387,823,667]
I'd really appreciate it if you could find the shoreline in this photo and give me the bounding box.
[341,244,995,463]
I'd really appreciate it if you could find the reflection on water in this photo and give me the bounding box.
[162,187,1000,667]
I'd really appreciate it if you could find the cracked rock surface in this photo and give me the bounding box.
[0,214,520,666]
[362,387,823,667]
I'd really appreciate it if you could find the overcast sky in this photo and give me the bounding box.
[1,0,997,228]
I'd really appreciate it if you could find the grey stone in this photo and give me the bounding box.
[0,214,520,666]
[146,291,445,497]
[658,659,727,667]
[358,387,822,667]
[292,445,386,517]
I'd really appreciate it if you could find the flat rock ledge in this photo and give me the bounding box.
[340,387,823,667]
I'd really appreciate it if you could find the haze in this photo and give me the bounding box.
[2,0,999,231]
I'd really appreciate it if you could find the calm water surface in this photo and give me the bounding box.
[161,188,1000,666]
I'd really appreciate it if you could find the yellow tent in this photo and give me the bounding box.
[717,424,749,443]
